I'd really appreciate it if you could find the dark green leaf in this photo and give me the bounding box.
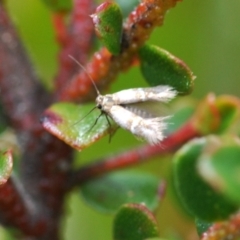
[200,145,240,204]
[41,102,116,151]
[173,138,238,221]
[139,44,195,95]
[195,218,212,236]
[92,2,123,55]
[113,203,160,240]
[80,171,161,213]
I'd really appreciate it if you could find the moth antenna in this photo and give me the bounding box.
[68,55,100,96]
[71,106,98,127]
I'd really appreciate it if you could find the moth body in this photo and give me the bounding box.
[96,94,114,113]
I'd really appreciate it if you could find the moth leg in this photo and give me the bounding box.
[108,126,119,143]
[104,114,112,128]
[87,112,104,133]
[104,114,118,143]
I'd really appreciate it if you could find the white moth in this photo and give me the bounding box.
[70,57,177,145]
[95,86,177,144]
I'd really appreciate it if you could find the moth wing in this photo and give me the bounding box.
[110,86,177,104]
[122,101,171,119]
[109,105,169,144]
[141,116,170,144]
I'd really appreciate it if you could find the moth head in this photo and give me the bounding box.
[96,95,114,112]
[96,95,104,110]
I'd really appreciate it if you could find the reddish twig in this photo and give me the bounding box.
[201,213,240,240]
[0,177,46,236]
[67,120,200,188]
[54,0,95,94]
[0,3,74,239]
[0,4,49,131]
[58,0,181,102]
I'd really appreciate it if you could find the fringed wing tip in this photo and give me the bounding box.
[142,116,171,145]
[164,86,178,102]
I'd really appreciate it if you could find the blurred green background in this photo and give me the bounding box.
[4,0,240,239]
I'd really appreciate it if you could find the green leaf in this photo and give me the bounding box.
[41,0,72,11]
[195,218,212,236]
[41,102,116,151]
[191,95,240,135]
[173,138,238,221]
[0,150,13,185]
[199,144,240,204]
[215,96,240,133]
[139,44,195,94]
[113,203,160,240]
[91,2,123,55]
[80,171,161,213]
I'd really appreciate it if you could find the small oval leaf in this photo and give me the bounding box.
[80,171,161,213]
[113,203,160,240]
[41,102,115,151]
[192,94,240,135]
[173,138,238,221]
[0,150,13,185]
[199,144,240,204]
[139,44,195,94]
[91,2,123,55]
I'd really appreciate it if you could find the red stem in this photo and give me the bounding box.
[0,4,73,238]
[68,120,200,188]
[58,0,181,102]
[54,0,95,95]
[0,177,47,236]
